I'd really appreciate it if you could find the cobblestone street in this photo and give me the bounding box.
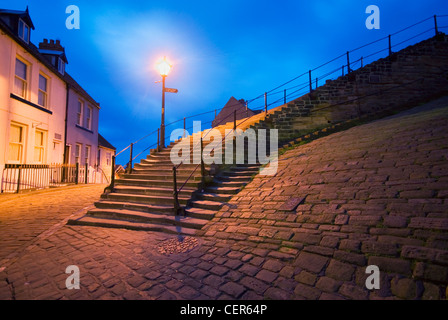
[0,99,447,300]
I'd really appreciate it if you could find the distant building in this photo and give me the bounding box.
[97,134,116,183]
[0,7,115,191]
[212,96,262,128]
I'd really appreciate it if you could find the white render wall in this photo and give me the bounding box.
[0,32,66,167]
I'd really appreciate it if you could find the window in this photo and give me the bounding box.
[84,145,91,166]
[85,105,92,130]
[14,58,28,98]
[18,19,30,43]
[38,74,48,107]
[34,130,46,163]
[75,144,82,164]
[58,58,65,75]
[76,100,84,126]
[8,124,25,163]
[106,152,111,166]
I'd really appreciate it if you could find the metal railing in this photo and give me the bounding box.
[0,163,108,193]
[107,14,448,214]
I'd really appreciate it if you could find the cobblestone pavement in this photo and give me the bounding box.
[1,98,447,300]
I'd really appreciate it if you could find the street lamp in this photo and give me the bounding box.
[156,57,172,149]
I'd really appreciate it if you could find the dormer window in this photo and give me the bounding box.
[18,19,30,43]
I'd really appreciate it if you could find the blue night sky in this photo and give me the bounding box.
[1,0,447,158]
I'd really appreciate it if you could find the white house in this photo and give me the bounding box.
[0,7,115,192]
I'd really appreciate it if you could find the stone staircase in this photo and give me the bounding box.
[68,132,262,235]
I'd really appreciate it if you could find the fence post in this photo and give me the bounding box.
[173,166,179,215]
[346,51,351,73]
[316,78,318,90]
[361,56,364,68]
[183,117,186,138]
[388,35,392,56]
[284,89,287,104]
[264,92,268,113]
[200,137,206,189]
[157,128,160,151]
[434,15,439,36]
[234,110,237,131]
[16,166,21,193]
[128,143,133,174]
[246,101,248,117]
[110,155,115,191]
[75,162,79,184]
[85,163,88,184]
[309,70,312,93]
[342,65,345,76]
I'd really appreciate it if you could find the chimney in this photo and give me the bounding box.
[38,38,64,52]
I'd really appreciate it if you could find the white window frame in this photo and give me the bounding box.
[8,123,26,163]
[84,145,91,166]
[38,73,49,108]
[34,129,46,164]
[85,105,92,130]
[18,19,30,43]
[77,100,84,126]
[58,58,65,75]
[75,143,82,164]
[14,57,28,98]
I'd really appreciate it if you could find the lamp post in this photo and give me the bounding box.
[156,57,172,149]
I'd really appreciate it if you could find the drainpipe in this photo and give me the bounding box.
[63,83,70,165]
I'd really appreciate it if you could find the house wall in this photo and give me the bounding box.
[97,146,114,183]
[0,32,66,172]
[65,87,99,167]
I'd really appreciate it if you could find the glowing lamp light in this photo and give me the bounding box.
[156,57,172,77]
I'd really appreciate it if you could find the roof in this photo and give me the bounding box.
[63,72,99,108]
[0,7,35,29]
[98,134,116,151]
[212,96,262,127]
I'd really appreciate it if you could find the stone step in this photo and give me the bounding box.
[113,185,196,197]
[94,200,215,220]
[190,200,225,211]
[115,178,201,188]
[215,175,253,182]
[196,193,233,202]
[141,158,204,166]
[132,166,201,174]
[211,180,245,187]
[67,216,198,235]
[120,173,202,182]
[94,200,173,215]
[135,161,209,170]
[184,207,217,220]
[205,186,241,194]
[101,192,190,205]
[84,208,208,229]
[220,170,258,177]
[230,165,260,171]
